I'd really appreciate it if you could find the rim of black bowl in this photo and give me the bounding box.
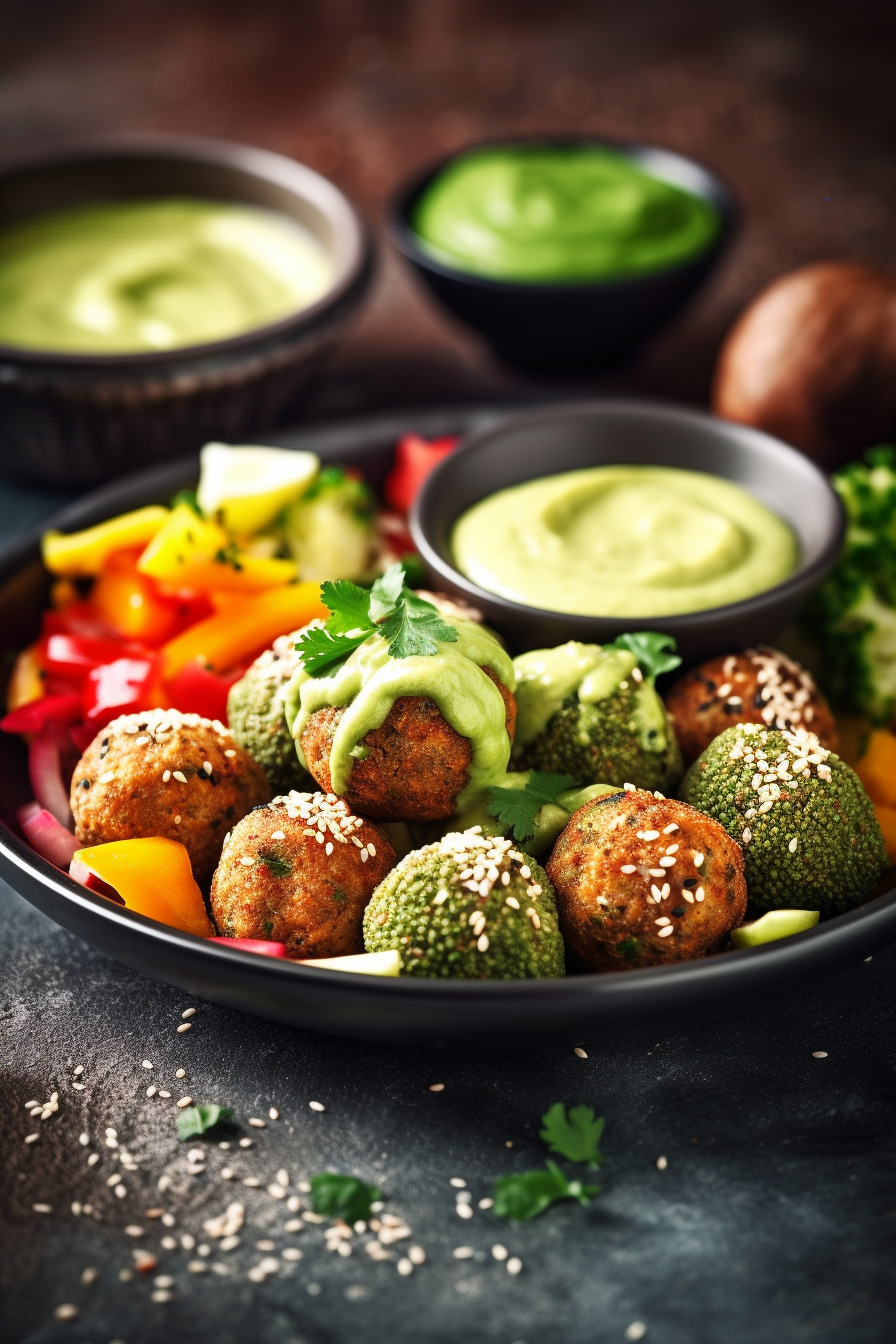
[410,398,846,635]
[386,133,738,293]
[0,135,372,368]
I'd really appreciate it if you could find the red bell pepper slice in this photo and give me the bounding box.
[166,660,244,724]
[383,434,458,513]
[43,633,146,686]
[83,655,160,727]
[0,693,84,735]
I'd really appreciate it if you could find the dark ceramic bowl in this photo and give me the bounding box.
[0,137,373,488]
[411,400,845,663]
[387,137,736,372]
[0,406,892,1049]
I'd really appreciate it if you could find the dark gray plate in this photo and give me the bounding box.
[1,405,894,1046]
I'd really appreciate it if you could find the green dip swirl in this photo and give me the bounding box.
[285,620,516,806]
[412,145,719,282]
[0,198,333,353]
[451,466,798,618]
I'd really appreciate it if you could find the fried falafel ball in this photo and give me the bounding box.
[299,668,516,822]
[546,790,747,971]
[71,708,269,888]
[227,629,313,796]
[363,827,565,979]
[667,646,839,762]
[210,791,395,957]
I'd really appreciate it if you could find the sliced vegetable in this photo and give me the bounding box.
[872,802,896,865]
[138,503,297,593]
[197,442,320,534]
[69,857,121,902]
[165,661,243,724]
[42,506,169,576]
[161,582,326,679]
[91,551,189,645]
[296,950,402,976]
[83,655,162,726]
[731,910,820,948]
[5,645,45,712]
[208,937,290,958]
[383,433,458,513]
[43,633,141,685]
[28,727,75,827]
[74,838,214,936]
[1,692,83,735]
[854,728,896,808]
[18,805,80,869]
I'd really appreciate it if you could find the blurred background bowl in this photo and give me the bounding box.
[411,399,844,662]
[387,137,737,375]
[0,137,373,488]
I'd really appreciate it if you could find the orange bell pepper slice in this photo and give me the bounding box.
[854,728,896,808]
[75,837,214,937]
[160,582,326,679]
[873,803,896,866]
[91,551,186,646]
[137,504,297,593]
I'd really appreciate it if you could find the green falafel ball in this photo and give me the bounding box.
[363,827,565,979]
[680,722,887,916]
[513,641,683,794]
[227,631,312,796]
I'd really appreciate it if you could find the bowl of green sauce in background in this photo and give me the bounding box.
[0,138,373,487]
[388,138,736,372]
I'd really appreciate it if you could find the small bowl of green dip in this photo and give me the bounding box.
[388,137,736,372]
[411,400,844,663]
[0,137,373,487]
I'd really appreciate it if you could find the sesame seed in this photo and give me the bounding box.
[124,1225,144,1237]
[176,1023,192,1034]
[812,1051,828,1059]
[87,1153,99,1166]
[54,1304,78,1321]
[506,1257,523,1276]
[309,1101,326,1112]
[397,1257,413,1276]
[659,856,676,868]
[24,1133,38,1144]
[695,887,705,902]
[429,1083,445,1092]
[238,1137,253,1148]
[172,770,188,784]
[98,770,115,784]
[175,1068,186,1079]
[658,926,674,938]
[662,823,679,834]
[181,1007,196,1019]
[456,1204,473,1219]
[626,1323,648,1341]
[453,1246,475,1259]
[32,1203,52,1213]
[620,864,637,875]
[788,837,798,853]
[742,828,752,843]
[81,1266,97,1285]
[574,1047,588,1059]
[656,1155,668,1170]
[248,1117,266,1128]
[693,852,705,867]
[176,1097,193,1108]
[159,1089,171,1098]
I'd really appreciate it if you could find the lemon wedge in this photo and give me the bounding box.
[296,950,402,977]
[197,442,319,535]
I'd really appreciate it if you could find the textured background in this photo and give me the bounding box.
[2,2,896,1341]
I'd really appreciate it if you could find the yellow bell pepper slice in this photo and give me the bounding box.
[6,643,45,712]
[42,506,169,577]
[76,837,214,937]
[137,504,297,592]
[160,582,326,679]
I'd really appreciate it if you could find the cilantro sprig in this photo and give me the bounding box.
[486,771,578,843]
[310,1173,382,1223]
[175,1104,233,1141]
[491,1103,605,1222]
[295,562,458,678]
[610,631,681,680]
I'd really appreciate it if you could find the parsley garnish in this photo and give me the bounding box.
[176,1104,233,1141]
[309,1173,382,1223]
[493,1160,600,1222]
[540,1103,605,1169]
[258,852,292,878]
[486,771,578,843]
[296,562,457,677]
[170,488,204,517]
[610,631,681,679]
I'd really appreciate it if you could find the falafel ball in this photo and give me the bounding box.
[210,791,395,957]
[300,668,516,822]
[363,827,565,978]
[667,646,839,762]
[546,790,747,971]
[227,629,313,795]
[71,708,269,888]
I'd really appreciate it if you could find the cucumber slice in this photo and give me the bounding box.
[731,909,820,948]
[297,949,402,976]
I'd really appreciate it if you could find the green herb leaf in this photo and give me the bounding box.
[611,631,681,680]
[319,578,378,636]
[258,852,292,878]
[309,1173,382,1223]
[295,624,374,678]
[492,1160,600,1222]
[539,1103,605,1169]
[176,1104,233,1141]
[379,590,458,661]
[368,561,406,622]
[170,488,204,516]
[487,771,579,843]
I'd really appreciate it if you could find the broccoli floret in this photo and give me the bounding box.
[362,828,565,979]
[281,466,377,582]
[803,445,896,722]
[680,723,887,916]
[512,641,683,794]
[227,631,312,796]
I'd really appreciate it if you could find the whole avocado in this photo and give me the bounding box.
[227,631,312,796]
[363,827,565,979]
[513,641,683,794]
[680,722,887,915]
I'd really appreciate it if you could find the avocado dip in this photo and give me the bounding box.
[0,198,333,353]
[451,465,798,618]
[412,145,719,282]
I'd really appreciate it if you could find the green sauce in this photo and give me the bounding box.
[412,145,719,282]
[452,466,798,618]
[284,620,516,806]
[513,642,664,751]
[0,198,333,353]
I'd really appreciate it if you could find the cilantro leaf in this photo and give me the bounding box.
[487,771,578,843]
[539,1103,605,1170]
[309,1173,382,1223]
[295,623,372,678]
[170,488,203,516]
[368,562,406,622]
[319,579,377,636]
[379,590,458,660]
[176,1104,233,1141]
[492,1160,600,1222]
[611,631,681,680]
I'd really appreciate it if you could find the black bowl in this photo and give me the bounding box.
[387,137,736,372]
[0,137,373,488]
[1,406,892,1049]
[411,399,845,662]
